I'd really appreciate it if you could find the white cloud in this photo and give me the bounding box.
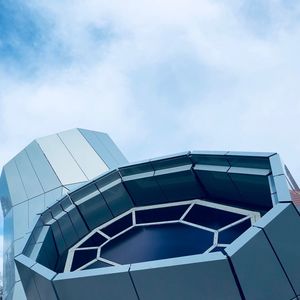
[1,0,300,176]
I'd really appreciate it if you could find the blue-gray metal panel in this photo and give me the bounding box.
[64,182,86,192]
[269,154,285,176]
[56,212,78,248]
[79,129,119,169]
[194,164,229,172]
[99,180,134,217]
[4,209,13,253]
[22,233,36,258]
[193,165,241,204]
[25,141,61,192]
[130,253,241,300]
[15,265,20,282]
[27,226,58,270]
[13,201,29,240]
[70,183,113,230]
[119,161,153,176]
[268,175,276,194]
[14,237,28,256]
[226,151,274,157]
[50,222,66,255]
[4,245,15,297]
[93,131,128,165]
[31,263,57,300]
[49,201,64,219]
[254,203,300,295]
[59,195,73,210]
[28,194,45,230]
[3,160,28,206]
[44,187,65,208]
[12,281,26,300]
[67,206,89,238]
[228,172,273,210]
[119,161,166,206]
[122,172,167,206]
[225,152,272,169]
[5,284,13,300]
[190,151,230,166]
[70,182,98,202]
[37,133,88,185]
[271,192,279,205]
[40,210,53,226]
[28,243,43,261]
[53,265,138,300]
[274,175,292,202]
[14,150,44,199]
[74,194,113,230]
[58,129,108,180]
[228,167,270,176]
[153,166,205,202]
[37,228,58,270]
[0,170,12,216]
[15,255,40,300]
[191,151,229,155]
[226,227,295,300]
[93,170,120,188]
[32,224,48,244]
[150,152,191,170]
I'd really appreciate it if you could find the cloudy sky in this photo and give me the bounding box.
[1,0,300,272]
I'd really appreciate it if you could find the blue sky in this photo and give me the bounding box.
[1,0,300,271]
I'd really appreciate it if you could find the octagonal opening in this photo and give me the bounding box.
[101,223,214,264]
[65,200,260,272]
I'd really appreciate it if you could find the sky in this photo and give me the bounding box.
[1,0,300,273]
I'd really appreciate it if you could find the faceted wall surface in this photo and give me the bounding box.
[2,129,300,300]
[13,150,300,300]
[0,128,128,299]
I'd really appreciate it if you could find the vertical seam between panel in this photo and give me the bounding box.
[1,170,13,216]
[117,171,136,209]
[261,229,297,296]
[93,130,120,166]
[34,140,63,188]
[93,131,124,166]
[78,129,111,169]
[102,132,128,165]
[32,272,43,300]
[57,133,89,181]
[225,255,246,300]
[48,227,61,273]
[52,275,61,300]
[51,222,67,259]
[148,161,170,203]
[191,164,211,199]
[50,278,60,300]
[226,170,245,203]
[13,159,29,200]
[128,265,141,300]
[24,148,46,194]
[225,156,243,199]
[93,184,115,218]
[13,160,30,241]
[67,194,96,232]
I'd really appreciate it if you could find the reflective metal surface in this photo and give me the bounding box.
[0,129,128,299]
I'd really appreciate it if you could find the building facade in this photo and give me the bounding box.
[1,129,300,299]
[0,129,128,299]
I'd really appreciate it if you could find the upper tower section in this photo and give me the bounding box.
[0,128,128,217]
[0,128,128,299]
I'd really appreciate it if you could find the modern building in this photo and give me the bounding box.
[1,128,300,300]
